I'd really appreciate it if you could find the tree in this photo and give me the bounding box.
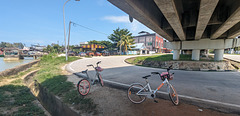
[117,35,134,54]
[108,28,133,53]
[108,28,132,43]
[100,40,113,49]
[13,43,24,49]
[0,42,24,48]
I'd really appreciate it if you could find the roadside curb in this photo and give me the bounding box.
[103,79,240,115]
[72,71,240,115]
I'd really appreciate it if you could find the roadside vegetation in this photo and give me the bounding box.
[0,54,97,115]
[126,54,215,66]
[0,79,45,115]
[34,54,97,114]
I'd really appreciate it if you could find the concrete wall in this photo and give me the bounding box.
[142,60,234,71]
[0,60,39,77]
[24,70,79,116]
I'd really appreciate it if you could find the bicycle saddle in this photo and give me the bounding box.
[81,69,88,73]
[142,75,151,79]
[151,72,159,74]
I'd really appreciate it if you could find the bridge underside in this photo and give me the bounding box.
[108,0,240,61]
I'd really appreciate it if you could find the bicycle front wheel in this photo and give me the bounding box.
[77,79,90,96]
[98,74,104,87]
[169,84,179,105]
[127,84,146,104]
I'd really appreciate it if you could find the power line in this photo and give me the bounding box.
[71,21,108,36]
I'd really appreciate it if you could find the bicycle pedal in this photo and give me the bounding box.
[154,100,158,103]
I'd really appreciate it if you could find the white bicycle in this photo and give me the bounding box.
[127,65,179,105]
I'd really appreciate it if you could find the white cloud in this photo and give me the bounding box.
[102,16,129,23]
[102,15,154,36]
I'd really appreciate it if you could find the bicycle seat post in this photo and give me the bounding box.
[145,78,148,84]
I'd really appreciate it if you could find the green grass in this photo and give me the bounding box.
[126,54,215,65]
[224,53,240,55]
[0,84,45,116]
[126,54,190,64]
[0,66,35,81]
[63,90,97,114]
[34,54,97,113]
[11,79,22,84]
[1,54,96,114]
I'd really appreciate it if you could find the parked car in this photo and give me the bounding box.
[95,52,101,56]
[86,51,94,56]
[102,51,110,56]
[28,51,36,55]
[78,52,86,57]
[68,51,76,56]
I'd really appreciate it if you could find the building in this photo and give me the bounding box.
[0,48,4,55]
[133,33,164,53]
[30,44,46,52]
[128,43,149,55]
[3,48,23,60]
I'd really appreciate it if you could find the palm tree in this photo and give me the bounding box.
[108,28,133,54]
[117,35,134,55]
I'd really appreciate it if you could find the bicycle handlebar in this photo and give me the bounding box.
[97,61,101,64]
[87,61,101,68]
[87,64,93,67]
[167,65,173,72]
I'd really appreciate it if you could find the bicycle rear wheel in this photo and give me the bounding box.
[127,84,146,104]
[169,84,179,105]
[98,74,104,87]
[77,79,90,96]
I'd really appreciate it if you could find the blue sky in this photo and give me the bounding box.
[0,0,153,46]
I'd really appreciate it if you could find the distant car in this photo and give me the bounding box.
[95,52,101,56]
[78,52,86,57]
[28,51,36,55]
[101,51,110,56]
[68,51,76,56]
[86,51,94,56]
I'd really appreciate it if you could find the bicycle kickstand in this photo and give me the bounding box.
[153,99,158,103]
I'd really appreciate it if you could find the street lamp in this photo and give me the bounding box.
[63,0,80,61]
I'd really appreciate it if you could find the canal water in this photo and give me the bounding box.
[0,57,35,72]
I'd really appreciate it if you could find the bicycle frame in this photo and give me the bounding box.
[136,78,171,96]
[84,64,101,85]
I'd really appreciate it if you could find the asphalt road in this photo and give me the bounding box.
[67,55,240,108]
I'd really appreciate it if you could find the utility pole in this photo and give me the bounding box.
[68,21,72,51]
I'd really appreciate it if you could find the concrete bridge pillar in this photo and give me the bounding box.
[173,50,180,60]
[214,49,224,61]
[191,49,200,61]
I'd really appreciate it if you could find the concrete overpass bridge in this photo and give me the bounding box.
[108,0,240,61]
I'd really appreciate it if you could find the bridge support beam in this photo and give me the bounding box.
[192,49,200,61]
[173,50,180,60]
[165,38,240,61]
[214,49,224,61]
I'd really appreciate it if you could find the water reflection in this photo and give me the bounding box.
[0,57,35,72]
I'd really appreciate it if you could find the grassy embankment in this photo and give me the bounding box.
[0,54,97,115]
[34,54,97,114]
[0,65,45,115]
[126,54,215,66]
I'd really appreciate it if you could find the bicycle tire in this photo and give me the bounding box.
[77,79,90,96]
[127,83,146,104]
[98,74,104,87]
[169,84,179,105]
